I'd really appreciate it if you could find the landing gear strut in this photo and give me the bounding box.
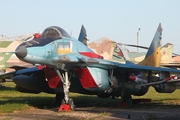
[55,70,75,111]
[118,73,132,107]
[0,83,3,88]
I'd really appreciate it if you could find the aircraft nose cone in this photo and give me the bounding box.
[15,45,27,59]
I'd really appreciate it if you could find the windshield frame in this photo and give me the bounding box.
[22,26,71,47]
[41,26,70,39]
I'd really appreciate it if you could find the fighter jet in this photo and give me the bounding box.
[1,23,180,111]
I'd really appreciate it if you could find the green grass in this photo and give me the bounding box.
[132,86,180,104]
[1,82,180,113]
[0,82,56,113]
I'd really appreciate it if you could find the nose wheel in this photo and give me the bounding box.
[58,98,75,111]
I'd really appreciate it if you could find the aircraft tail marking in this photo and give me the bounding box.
[160,43,174,60]
[138,23,163,67]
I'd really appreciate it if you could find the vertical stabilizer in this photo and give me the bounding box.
[78,25,88,45]
[138,23,163,67]
[161,43,173,60]
[0,52,13,68]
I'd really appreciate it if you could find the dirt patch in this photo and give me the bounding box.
[0,106,180,120]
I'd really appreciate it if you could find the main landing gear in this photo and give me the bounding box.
[55,70,75,111]
[118,94,132,108]
[118,73,132,108]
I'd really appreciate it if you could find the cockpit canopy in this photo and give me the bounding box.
[21,26,71,47]
[41,26,70,39]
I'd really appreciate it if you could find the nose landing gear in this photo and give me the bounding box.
[55,70,75,111]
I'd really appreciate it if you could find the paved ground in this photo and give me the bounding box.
[1,105,180,120]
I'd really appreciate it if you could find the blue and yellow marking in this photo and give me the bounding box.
[58,42,72,54]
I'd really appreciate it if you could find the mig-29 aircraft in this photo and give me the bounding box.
[1,23,180,111]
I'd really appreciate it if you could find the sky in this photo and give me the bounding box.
[0,0,180,53]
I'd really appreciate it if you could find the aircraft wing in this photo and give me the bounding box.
[0,50,179,87]
[1,52,179,81]
[54,53,180,88]
[56,53,180,74]
[0,71,15,80]
[9,65,31,71]
[0,66,43,80]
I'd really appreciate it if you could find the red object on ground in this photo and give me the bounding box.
[58,104,71,111]
[118,102,128,108]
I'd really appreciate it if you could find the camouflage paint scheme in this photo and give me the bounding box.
[88,38,180,67]
[0,36,33,73]
[88,38,117,60]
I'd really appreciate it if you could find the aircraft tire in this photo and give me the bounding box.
[68,98,75,110]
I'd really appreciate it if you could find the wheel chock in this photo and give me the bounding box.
[58,104,71,111]
[118,102,128,108]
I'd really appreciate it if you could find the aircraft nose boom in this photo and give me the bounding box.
[15,45,27,59]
